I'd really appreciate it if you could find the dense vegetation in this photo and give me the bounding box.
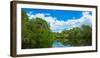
[21,11,92,49]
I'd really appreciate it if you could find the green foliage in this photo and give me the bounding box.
[21,10,92,49]
[21,11,56,49]
[61,25,92,46]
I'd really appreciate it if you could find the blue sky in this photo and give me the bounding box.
[22,8,92,33]
[22,8,84,21]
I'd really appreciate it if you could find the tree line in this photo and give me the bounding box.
[21,10,92,49]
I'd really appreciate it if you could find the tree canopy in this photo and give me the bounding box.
[21,11,92,49]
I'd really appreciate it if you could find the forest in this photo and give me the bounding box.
[21,10,92,49]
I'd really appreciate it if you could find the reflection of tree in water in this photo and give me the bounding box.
[52,36,71,48]
[22,11,54,49]
[22,11,92,49]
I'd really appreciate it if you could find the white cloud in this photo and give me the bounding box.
[27,12,92,33]
[27,13,45,19]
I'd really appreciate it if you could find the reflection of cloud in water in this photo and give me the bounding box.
[52,41,71,48]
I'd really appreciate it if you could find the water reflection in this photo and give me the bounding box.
[52,40,71,48]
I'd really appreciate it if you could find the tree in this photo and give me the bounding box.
[21,10,92,48]
[61,25,92,46]
[29,17,54,48]
[21,10,32,49]
[21,10,55,48]
[81,25,92,46]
